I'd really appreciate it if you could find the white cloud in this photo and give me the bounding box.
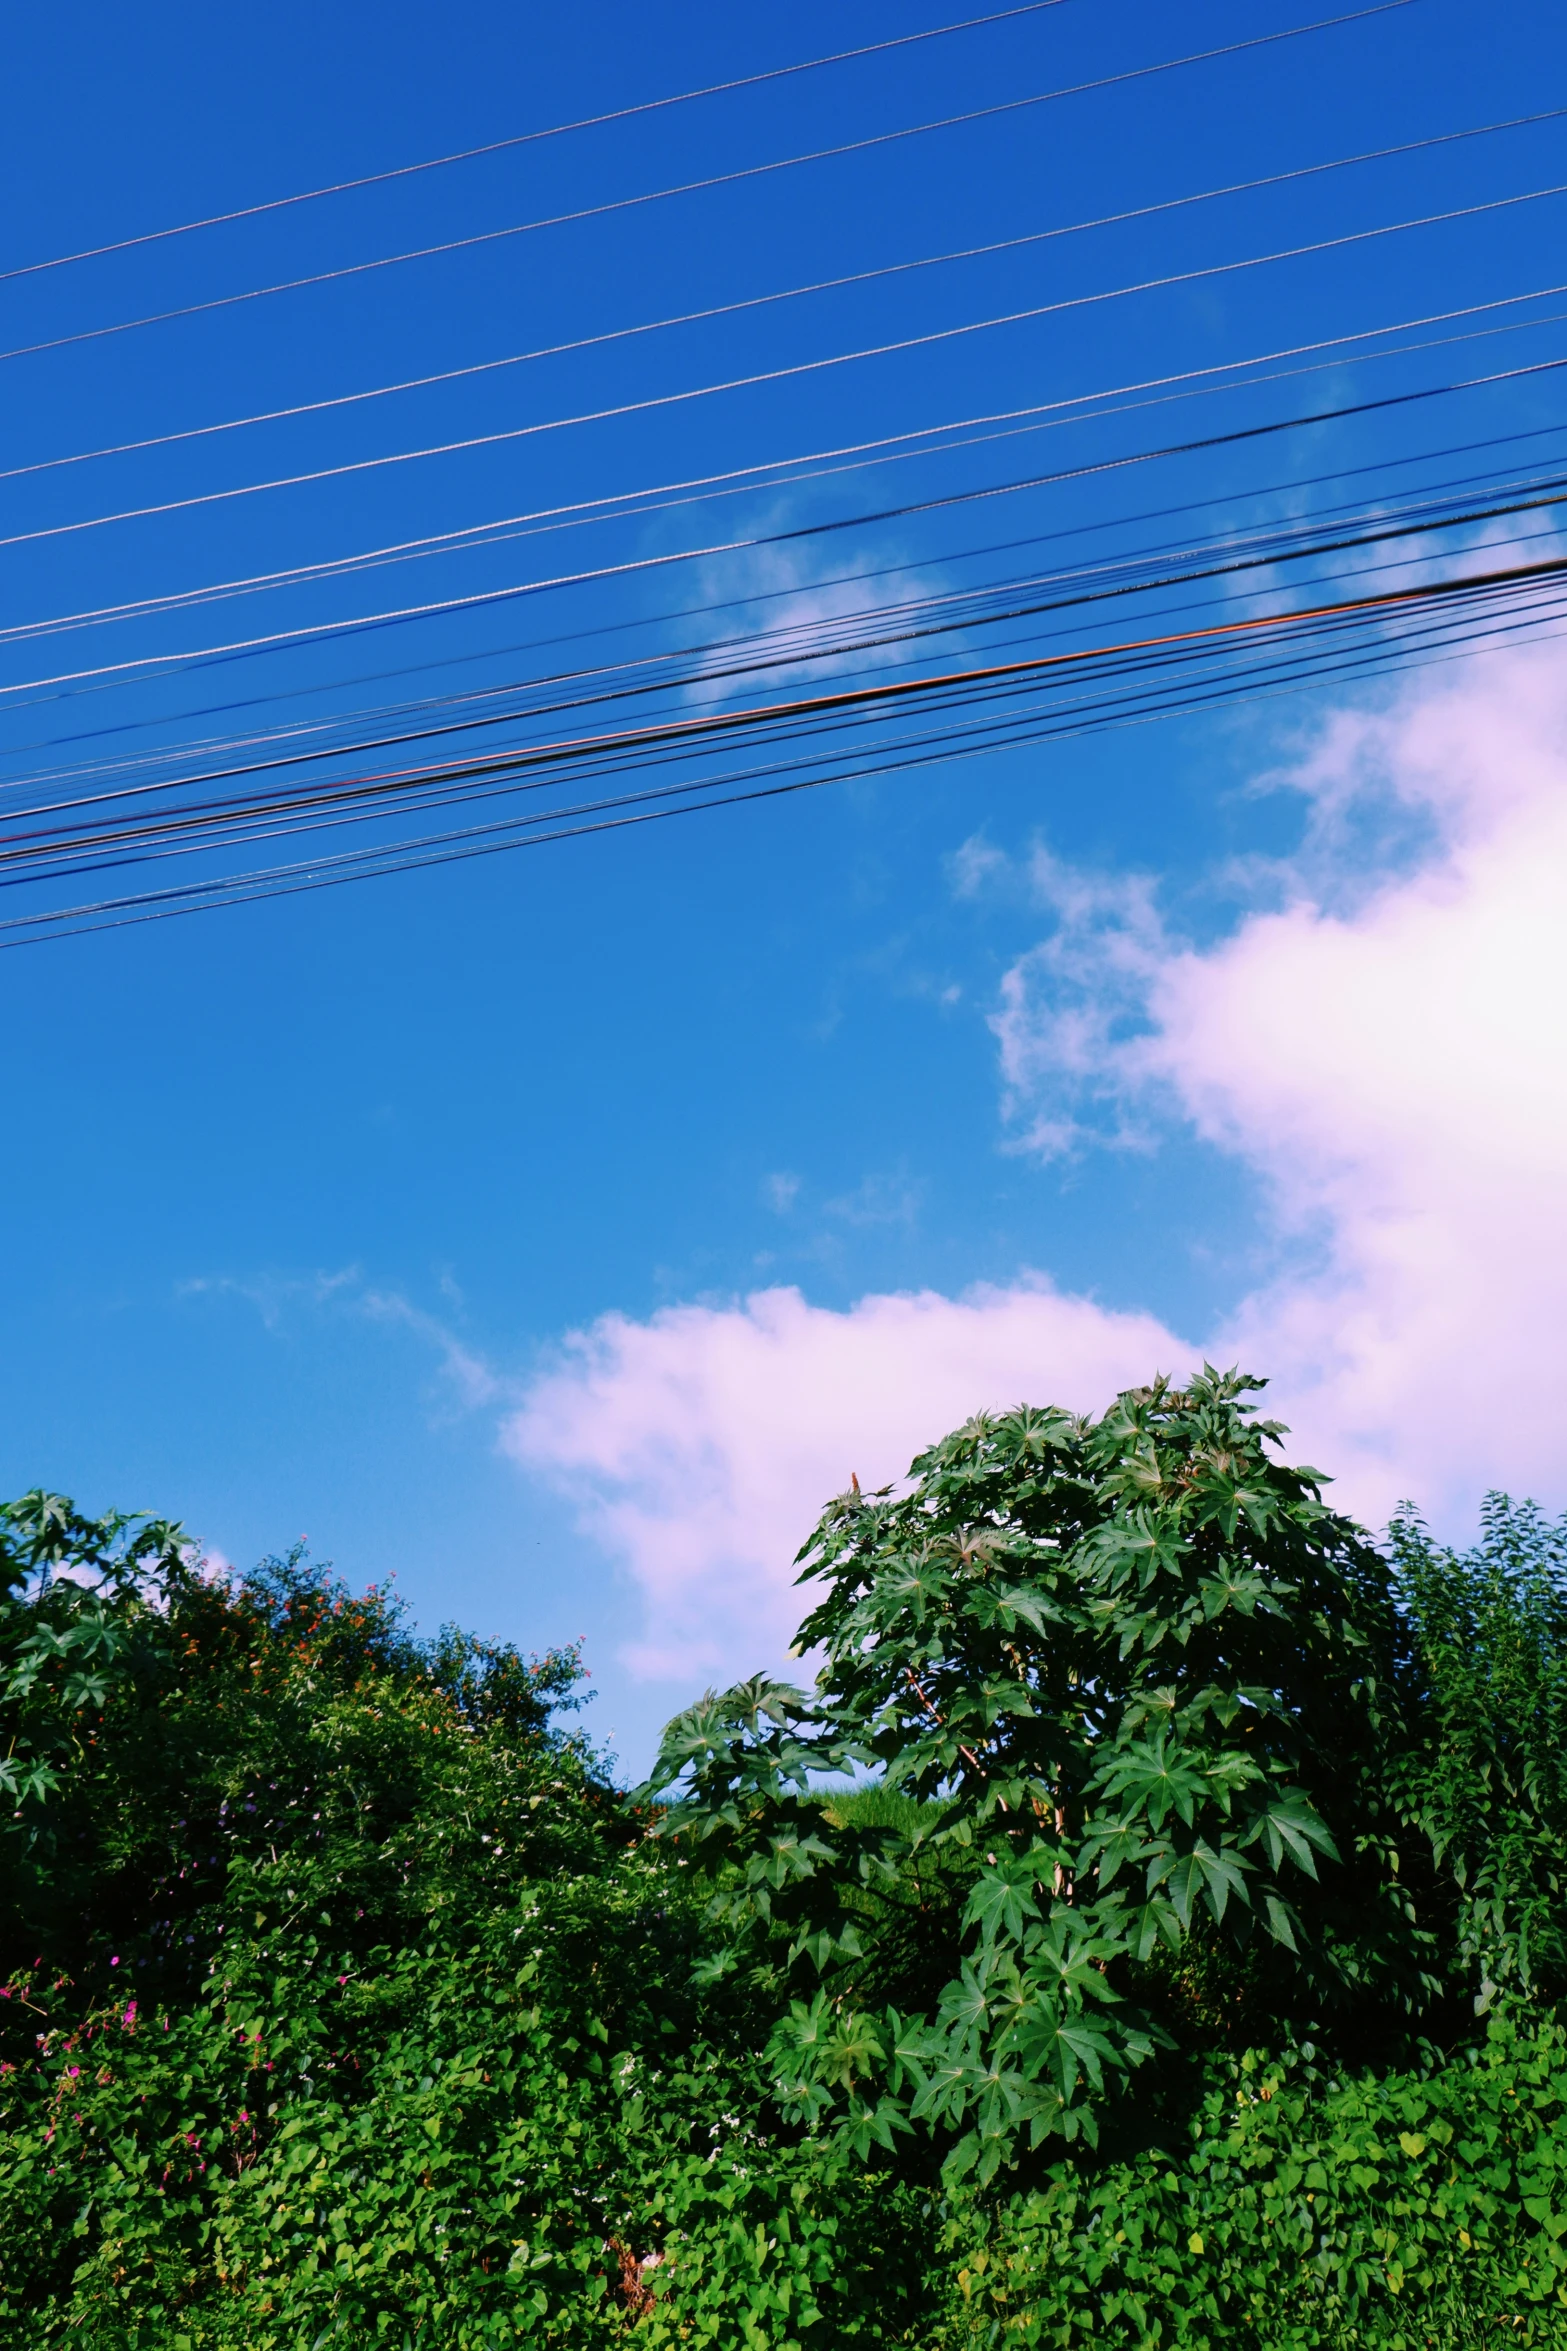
[991,846,1170,1156]
[507,645,1567,1690]
[824,1168,922,1230]
[504,1281,1185,1681]
[681,515,932,704]
[995,643,1567,1525]
[1156,647,1567,1529]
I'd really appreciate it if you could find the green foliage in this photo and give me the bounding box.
[645,1370,1429,2185]
[0,1491,189,1837]
[937,2010,1567,2346]
[5,1372,1567,2347]
[0,1512,935,2347]
[1389,1495,1567,2013]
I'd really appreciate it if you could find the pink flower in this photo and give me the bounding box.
[67,2067,80,2079]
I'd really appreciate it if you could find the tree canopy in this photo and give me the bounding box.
[643,1370,1435,2182]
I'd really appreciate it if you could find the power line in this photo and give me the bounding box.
[0,3,1078,285]
[12,576,1548,885]
[15,477,1566,834]
[15,101,1558,491]
[8,302,1567,701]
[97,571,1567,883]
[14,470,1567,834]
[3,550,1556,945]
[0,1,1421,371]
[12,173,1566,563]
[16,263,1567,667]
[22,402,1567,787]
[20,582,1567,941]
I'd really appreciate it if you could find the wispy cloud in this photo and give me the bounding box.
[354,1287,507,1410]
[178,1267,364,1331]
[181,1266,513,1414]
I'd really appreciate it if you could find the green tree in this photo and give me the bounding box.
[645,1368,1434,2184]
[1,1492,191,1945]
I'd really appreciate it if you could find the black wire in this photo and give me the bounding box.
[13,576,1562,947]
[10,466,1566,837]
[5,555,1562,913]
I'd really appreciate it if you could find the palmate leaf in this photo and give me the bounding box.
[1123,1894,1184,1962]
[14,1621,78,1667]
[747,1829,838,1891]
[964,1581,1065,1636]
[1090,1733,1212,1830]
[1148,1838,1254,1927]
[1080,1818,1152,1894]
[1241,1787,1340,1877]
[1186,1468,1280,1543]
[61,1669,111,1710]
[1022,1911,1124,2005]
[973,1677,1037,1728]
[768,1990,886,2089]
[1198,1567,1273,1620]
[906,2040,987,2131]
[839,2093,912,2158]
[961,1847,1052,1946]
[1081,1511,1190,1597]
[1203,1749,1264,1807]
[935,1956,1007,2039]
[1264,1892,1302,1951]
[0,1751,59,1805]
[665,1364,1397,2181]
[1009,1999,1122,2102]
[788,1921,865,1972]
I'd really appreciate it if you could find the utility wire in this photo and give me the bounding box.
[11,172,1566,561]
[0,2,1078,285]
[15,495,1549,818]
[11,488,1566,833]
[0,1,1420,370]
[13,573,1557,887]
[16,265,1567,663]
[19,586,1567,944]
[22,404,1567,786]
[13,101,1556,491]
[2,551,1553,945]
[8,306,1567,702]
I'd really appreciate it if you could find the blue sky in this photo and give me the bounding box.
[5,0,1567,1770]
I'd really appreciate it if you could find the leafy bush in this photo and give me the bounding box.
[0,1520,935,2346]
[938,2010,1567,2346]
[4,1373,1567,2346]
